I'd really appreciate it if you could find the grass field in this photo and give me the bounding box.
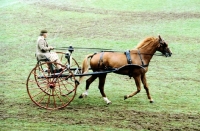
[0,0,200,130]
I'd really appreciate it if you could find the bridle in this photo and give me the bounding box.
[158,38,172,57]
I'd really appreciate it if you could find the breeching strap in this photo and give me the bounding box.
[98,51,105,68]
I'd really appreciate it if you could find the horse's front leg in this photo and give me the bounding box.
[141,74,154,103]
[79,75,97,98]
[124,75,141,100]
[98,74,111,104]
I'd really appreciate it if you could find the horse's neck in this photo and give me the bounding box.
[133,46,157,65]
[135,39,159,55]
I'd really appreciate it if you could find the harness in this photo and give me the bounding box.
[124,49,148,78]
[96,50,149,78]
[124,50,133,77]
[98,51,106,69]
[124,50,148,67]
[124,50,132,64]
[137,50,149,67]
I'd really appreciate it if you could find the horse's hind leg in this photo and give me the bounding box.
[124,76,141,100]
[79,75,97,98]
[98,74,111,104]
[141,74,154,103]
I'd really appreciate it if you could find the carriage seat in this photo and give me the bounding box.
[35,53,50,62]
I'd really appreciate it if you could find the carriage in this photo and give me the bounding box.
[26,35,172,110]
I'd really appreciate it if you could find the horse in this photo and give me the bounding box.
[79,35,172,104]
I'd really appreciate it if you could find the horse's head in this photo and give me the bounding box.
[157,35,172,57]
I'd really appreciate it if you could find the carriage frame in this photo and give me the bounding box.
[26,46,146,110]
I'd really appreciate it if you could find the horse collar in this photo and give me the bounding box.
[137,49,149,67]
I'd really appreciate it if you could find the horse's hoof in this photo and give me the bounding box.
[107,102,112,105]
[79,95,83,98]
[124,95,128,100]
[150,100,154,103]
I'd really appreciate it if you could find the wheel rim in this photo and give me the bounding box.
[26,62,78,110]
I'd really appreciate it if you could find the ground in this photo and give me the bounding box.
[0,0,200,130]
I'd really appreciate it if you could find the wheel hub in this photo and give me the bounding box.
[49,83,55,89]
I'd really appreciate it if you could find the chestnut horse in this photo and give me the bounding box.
[79,35,172,104]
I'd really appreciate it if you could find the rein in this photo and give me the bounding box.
[55,47,164,56]
[55,47,112,50]
[102,50,164,56]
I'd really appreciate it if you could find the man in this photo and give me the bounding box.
[36,30,63,70]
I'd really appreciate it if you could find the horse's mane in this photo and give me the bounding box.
[135,37,159,49]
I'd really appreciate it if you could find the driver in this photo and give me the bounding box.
[36,30,63,71]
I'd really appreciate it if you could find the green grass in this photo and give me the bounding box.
[34,0,200,12]
[0,0,200,130]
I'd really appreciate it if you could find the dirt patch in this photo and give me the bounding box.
[33,1,200,20]
[23,0,200,43]
[2,102,200,130]
[64,106,199,130]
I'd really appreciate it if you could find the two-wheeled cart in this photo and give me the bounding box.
[26,46,116,110]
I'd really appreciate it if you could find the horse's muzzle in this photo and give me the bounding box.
[164,52,172,57]
[164,48,172,57]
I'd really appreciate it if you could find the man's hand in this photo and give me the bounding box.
[49,46,54,50]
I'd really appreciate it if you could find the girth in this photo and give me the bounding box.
[124,50,132,64]
[124,50,133,77]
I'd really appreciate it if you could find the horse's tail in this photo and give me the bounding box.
[79,54,94,82]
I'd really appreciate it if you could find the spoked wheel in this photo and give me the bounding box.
[56,52,81,75]
[26,61,79,110]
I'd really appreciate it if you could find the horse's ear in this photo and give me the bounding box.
[158,35,162,40]
[158,35,163,47]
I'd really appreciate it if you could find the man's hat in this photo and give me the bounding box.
[40,30,48,33]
